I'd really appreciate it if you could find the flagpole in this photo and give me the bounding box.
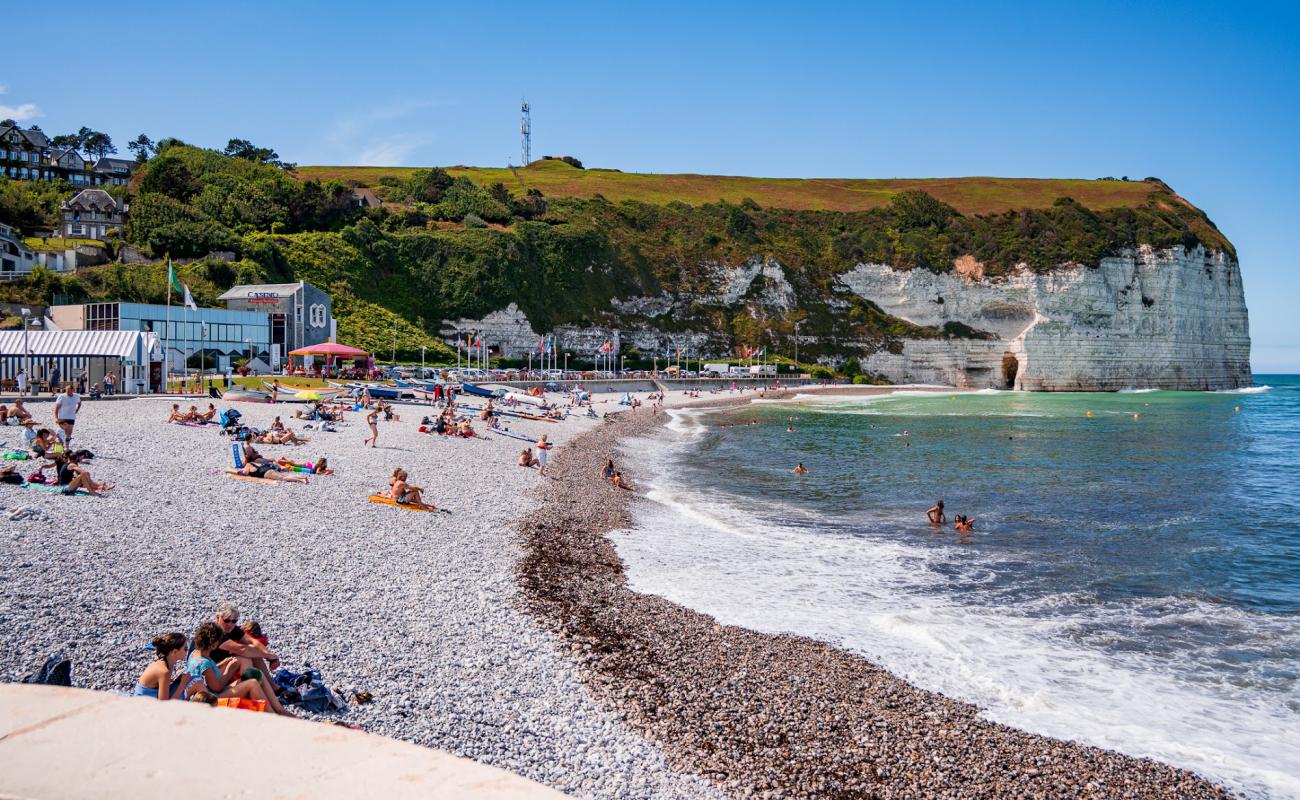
[164,256,172,390]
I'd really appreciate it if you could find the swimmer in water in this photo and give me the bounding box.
[954,515,976,534]
[927,500,946,525]
[787,425,796,433]
[793,462,808,475]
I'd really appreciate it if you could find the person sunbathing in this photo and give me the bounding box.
[388,468,434,509]
[10,399,32,422]
[270,416,286,431]
[165,404,195,423]
[184,622,274,707]
[134,632,192,701]
[256,428,309,445]
[276,456,332,475]
[519,448,538,468]
[195,403,217,423]
[457,419,475,437]
[39,451,112,496]
[240,443,308,483]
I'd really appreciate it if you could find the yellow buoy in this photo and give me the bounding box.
[1133,413,1140,420]
[1086,410,1093,418]
[1235,406,1241,413]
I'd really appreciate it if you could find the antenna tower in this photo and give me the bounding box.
[520,99,531,166]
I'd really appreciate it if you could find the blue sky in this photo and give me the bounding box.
[5,1,1297,371]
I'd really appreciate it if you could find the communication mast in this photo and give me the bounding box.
[520,99,531,166]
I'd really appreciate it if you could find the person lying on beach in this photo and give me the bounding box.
[387,468,435,509]
[207,604,292,715]
[195,403,217,423]
[611,471,632,490]
[184,622,275,708]
[165,403,195,423]
[240,443,309,484]
[275,456,332,475]
[954,515,976,534]
[793,463,808,475]
[256,428,310,445]
[519,448,538,468]
[38,451,112,496]
[927,501,946,526]
[135,632,192,701]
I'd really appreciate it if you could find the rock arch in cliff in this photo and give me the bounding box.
[1002,353,1019,389]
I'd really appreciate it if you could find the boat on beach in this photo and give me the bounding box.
[221,388,273,404]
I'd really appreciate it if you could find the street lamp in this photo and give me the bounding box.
[564,353,569,376]
[391,328,397,368]
[20,308,33,396]
[421,346,426,377]
[620,355,626,375]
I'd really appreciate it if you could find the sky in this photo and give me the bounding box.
[5,1,1297,371]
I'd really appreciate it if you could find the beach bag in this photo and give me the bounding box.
[26,471,46,484]
[22,655,71,686]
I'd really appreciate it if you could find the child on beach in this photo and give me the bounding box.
[134,632,192,700]
[184,622,272,705]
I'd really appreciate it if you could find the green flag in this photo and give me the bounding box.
[167,259,181,294]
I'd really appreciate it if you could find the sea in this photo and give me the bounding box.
[610,375,1300,799]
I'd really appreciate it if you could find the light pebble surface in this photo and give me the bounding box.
[0,392,720,800]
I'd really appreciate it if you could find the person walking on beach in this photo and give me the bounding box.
[364,406,380,447]
[16,368,28,396]
[927,500,946,526]
[53,383,82,446]
[536,434,553,477]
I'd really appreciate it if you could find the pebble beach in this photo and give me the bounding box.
[0,392,718,799]
[0,388,1238,799]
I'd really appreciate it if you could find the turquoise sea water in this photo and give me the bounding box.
[612,376,1300,798]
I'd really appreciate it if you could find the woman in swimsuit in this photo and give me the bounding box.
[134,632,192,701]
[165,404,193,423]
[184,622,271,704]
[954,515,976,534]
[195,404,217,423]
[600,459,616,481]
[276,456,332,475]
[388,468,432,509]
[240,443,308,483]
[42,452,112,496]
[927,500,946,526]
[364,407,380,447]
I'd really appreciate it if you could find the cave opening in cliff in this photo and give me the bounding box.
[1002,353,1019,389]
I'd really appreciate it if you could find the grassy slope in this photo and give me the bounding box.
[297,160,1161,215]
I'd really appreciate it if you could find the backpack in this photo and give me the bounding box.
[22,655,72,686]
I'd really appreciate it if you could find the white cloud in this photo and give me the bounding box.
[0,102,42,122]
[0,85,44,122]
[313,99,445,166]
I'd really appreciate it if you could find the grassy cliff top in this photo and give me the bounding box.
[296,159,1165,215]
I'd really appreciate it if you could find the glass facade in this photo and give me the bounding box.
[83,302,273,370]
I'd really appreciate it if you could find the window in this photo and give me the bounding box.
[71,225,84,235]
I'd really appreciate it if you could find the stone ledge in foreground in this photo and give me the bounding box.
[0,684,567,800]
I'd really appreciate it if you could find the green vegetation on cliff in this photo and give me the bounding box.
[0,143,1234,363]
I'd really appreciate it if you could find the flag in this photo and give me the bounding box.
[182,283,197,311]
[168,260,181,294]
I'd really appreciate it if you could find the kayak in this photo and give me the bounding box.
[460,382,503,399]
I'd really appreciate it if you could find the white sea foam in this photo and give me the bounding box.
[613,422,1300,799]
[1119,387,1160,393]
[1214,385,1272,394]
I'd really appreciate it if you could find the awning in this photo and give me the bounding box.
[0,330,161,360]
[288,342,369,358]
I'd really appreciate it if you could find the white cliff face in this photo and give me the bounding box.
[443,245,1250,391]
[845,245,1251,390]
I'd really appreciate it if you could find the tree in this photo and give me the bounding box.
[223,138,288,168]
[0,118,15,128]
[138,155,201,201]
[127,134,155,163]
[82,131,116,160]
[406,168,453,204]
[50,133,79,150]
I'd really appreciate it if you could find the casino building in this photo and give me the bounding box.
[217,282,334,359]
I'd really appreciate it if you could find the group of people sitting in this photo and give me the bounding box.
[235,441,326,483]
[293,400,346,422]
[2,414,112,496]
[381,467,434,510]
[134,603,294,716]
[166,403,218,424]
[421,406,477,438]
[600,458,631,490]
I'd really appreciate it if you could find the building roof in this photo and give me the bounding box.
[92,157,136,174]
[217,283,304,300]
[0,125,49,148]
[61,189,126,212]
[0,330,160,360]
[51,147,85,165]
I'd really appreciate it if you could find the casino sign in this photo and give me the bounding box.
[247,292,282,305]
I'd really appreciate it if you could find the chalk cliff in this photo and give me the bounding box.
[443,245,1250,390]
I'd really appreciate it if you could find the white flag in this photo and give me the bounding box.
[182,283,198,311]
